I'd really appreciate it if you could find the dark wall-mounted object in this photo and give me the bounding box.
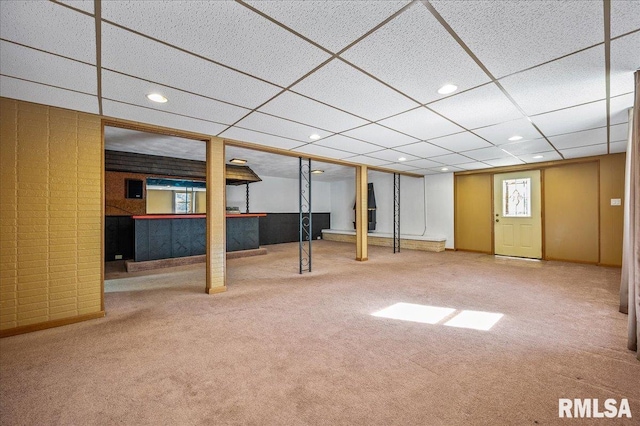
[125,179,143,199]
[353,183,377,231]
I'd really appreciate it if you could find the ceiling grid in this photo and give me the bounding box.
[0,0,637,174]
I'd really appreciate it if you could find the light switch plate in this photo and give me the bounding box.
[611,198,621,206]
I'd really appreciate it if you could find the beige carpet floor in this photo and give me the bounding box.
[1,241,638,425]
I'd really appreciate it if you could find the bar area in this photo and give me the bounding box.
[132,213,266,262]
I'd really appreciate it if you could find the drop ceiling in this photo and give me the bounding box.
[1,0,638,175]
[104,126,355,182]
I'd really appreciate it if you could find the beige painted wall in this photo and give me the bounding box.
[544,161,599,263]
[146,190,174,214]
[196,191,207,213]
[454,153,626,266]
[455,174,493,253]
[599,154,626,266]
[0,98,103,333]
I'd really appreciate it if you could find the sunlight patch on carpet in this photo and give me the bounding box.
[443,310,504,331]
[372,303,455,324]
[372,303,503,331]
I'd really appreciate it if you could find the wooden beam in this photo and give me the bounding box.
[206,138,227,294]
[355,166,368,261]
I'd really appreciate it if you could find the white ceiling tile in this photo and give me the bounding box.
[245,0,409,53]
[394,142,451,158]
[103,100,227,136]
[429,131,493,152]
[610,32,640,97]
[102,1,330,87]
[58,0,94,14]
[403,159,443,169]
[610,0,640,37]
[0,1,95,64]
[457,162,491,170]
[102,71,249,125]
[367,150,419,163]
[472,118,542,145]
[235,112,331,143]
[101,24,281,109]
[341,124,419,148]
[224,148,356,183]
[342,3,490,104]
[461,146,511,161]
[380,163,421,172]
[500,138,555,156]
[484,157,525,167]
[291,60,418,121]
[499,46,605,116]
[105,127,206,162]
[411,169,440,175]
[430,153,474,166]
[521,151,563,163]
[548,127,608,150]
[0,75,98,114]
[258,91,367,133]
[610,93,633,125]
[610,141,628,154]
[531,101,606,136]
[561,144,608,159]
[428,165,464,173]
[430,0,603,77]
[428,83,523,129]
[315,135,380,155]
[0,41,96,95]
[343,155,391,167]
[292,144,353,160]
[378,107,464,140]
[610,123,629,142]
[219,127,303,150]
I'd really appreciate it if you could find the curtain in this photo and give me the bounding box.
[620,70,639,359]
[620,107,633,314]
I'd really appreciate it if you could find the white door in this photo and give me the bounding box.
[493,170,542,259]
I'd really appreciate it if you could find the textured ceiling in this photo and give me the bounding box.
[1,0,638,176]
[104,126,354,182]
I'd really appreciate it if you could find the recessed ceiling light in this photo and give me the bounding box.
[309,134,321,140]
[398,157,407,162]
[230,158,247,164]
[437,84,458,95]
[146,93,168,103]
[311,169,324,174]
[441,167,449,171]
[508,135,523,141]
[533,155,544,159]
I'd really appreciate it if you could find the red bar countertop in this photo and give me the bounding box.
[132,213,267,219]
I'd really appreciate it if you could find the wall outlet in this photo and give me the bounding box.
[611,198,621,206]
[115,254,123,260]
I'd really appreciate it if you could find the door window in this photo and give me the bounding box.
[502,178,531,217]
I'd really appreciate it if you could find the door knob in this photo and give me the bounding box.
[496,219,499,222]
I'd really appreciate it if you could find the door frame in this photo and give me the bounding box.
[490,169,546,259]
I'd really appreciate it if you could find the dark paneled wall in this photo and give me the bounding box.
[105,216,134,261]
[134,218,206,262]
[259,213,330,245]
[226,217,260,252]
[106,150,206,179]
